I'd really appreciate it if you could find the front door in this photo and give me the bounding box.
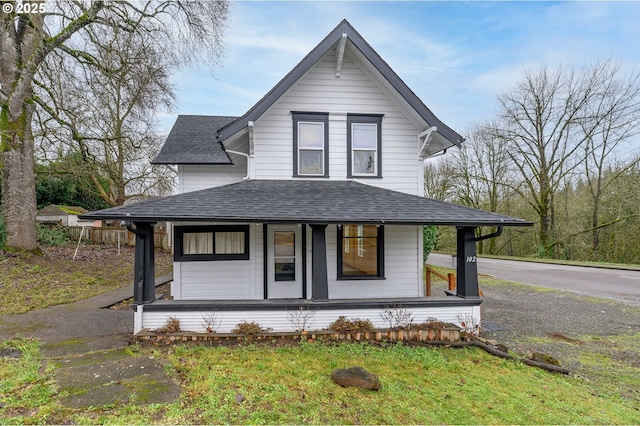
[267,225,303,299]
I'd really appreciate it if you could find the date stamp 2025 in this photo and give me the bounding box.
[2,2,47,14]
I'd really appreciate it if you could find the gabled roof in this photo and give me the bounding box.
[151,115,238,165]
[80,180,531,227]
[217,19,464,149]
[37,205,88,216]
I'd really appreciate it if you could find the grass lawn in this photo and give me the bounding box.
[0,245,173,315]
[1,338,639,424]
[1,248,639,424]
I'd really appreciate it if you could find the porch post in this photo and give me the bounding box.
[133,227,144,305]
[143,223,156,303]
[131,221,157,304]
[455,226,480,298]
[310,224,329,300]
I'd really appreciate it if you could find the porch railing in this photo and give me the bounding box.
[424,266,456,297]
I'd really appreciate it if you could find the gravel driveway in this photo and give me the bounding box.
[479,280,640,400]
[481,283,639,342]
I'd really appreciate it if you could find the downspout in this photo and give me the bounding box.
[226,150,250,180]
[222,121,253,180]
[474,226,503,242]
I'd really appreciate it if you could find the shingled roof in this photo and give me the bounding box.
[80,180,531,227]
[151,115,238,165]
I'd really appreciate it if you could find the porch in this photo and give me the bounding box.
[78,180,531,335]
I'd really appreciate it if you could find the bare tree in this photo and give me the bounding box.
[424,157,457,202]
[580,61,640,252]
[492,60,630,257]
[450,124,512,252]
[0,1,228,251]
[36,24,177,206]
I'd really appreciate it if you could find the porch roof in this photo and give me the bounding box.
[80,180,531,227]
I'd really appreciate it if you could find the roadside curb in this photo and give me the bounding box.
[432,252,640,272]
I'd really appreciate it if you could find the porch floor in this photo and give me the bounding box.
[136,296,482,312]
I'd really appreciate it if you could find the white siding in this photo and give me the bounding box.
[178,164,246,193]
[138,305,480,334]
[179,261,252,299]
[327,225,422,299]
[252,50,421,195]
[172,224,264,300]
[173,224,422,301]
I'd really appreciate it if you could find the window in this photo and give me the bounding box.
[293,112,329,177]
[337,224,385,279]
[175,225,250,261]
[347,114,383,178]
[274,231,295,281]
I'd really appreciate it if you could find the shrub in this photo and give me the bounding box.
[201,311,222,333]
[155,316,181,334]
[380,304,414,329]
[232,321,271,335]
[410,317,448,330]
[328,316,375,332]
[37,224,70,246]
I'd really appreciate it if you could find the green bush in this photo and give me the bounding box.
[423,225,437,261]
[36,224,70,246]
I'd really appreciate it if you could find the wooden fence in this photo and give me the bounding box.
[67,226,167,249]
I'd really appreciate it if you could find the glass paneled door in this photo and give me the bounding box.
[267,225,303,299]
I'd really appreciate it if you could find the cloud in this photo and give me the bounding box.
[168,1,640,134]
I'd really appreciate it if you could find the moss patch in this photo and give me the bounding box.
[54,349,179,408]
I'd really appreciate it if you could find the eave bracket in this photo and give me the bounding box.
[335,33,347,77]
[418,126,437,160]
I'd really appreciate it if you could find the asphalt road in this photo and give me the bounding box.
[427,253,640,306]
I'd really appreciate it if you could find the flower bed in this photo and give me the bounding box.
[135,324,462,344]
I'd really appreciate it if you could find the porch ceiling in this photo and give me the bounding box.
[80,180,532,227]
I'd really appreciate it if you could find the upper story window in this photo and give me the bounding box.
[293,112,329,177]
[347,114,383,178]
[174,225,250,261]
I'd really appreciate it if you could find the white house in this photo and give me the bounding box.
[81,20,530,335]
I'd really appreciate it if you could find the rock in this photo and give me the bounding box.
[496,343,509,353]
[331,366,381,390]
[0,348,22,358]
[235,393,244,403]
[530,352,561,366]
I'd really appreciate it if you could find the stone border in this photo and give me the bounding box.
[136,325,462,344]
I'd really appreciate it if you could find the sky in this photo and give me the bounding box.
[161,1,640,140]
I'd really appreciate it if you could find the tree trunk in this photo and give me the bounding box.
[1,104,39,252]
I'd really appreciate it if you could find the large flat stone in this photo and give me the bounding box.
[54,351,179,408]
